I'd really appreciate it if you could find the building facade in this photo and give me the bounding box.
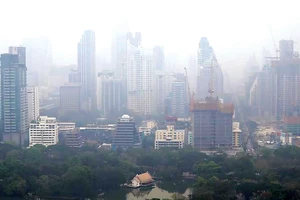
[78,30,96,110]
[112,115,141,149]
[153,46,165,70]
[127,45,155,115]
[97,71,122,115]
[0,52,28,145]
[171,76,187,118]
[59,85,81,112]
[197,37,223,100]
[27,86,40,122]
[232,122,242,147]
[155,125,185,149]
[29,116,58,147]
[191,97,234,151]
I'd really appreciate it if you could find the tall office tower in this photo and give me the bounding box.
[9,46,26,64]
[197,38,223,100]
[0,53,28,145]
[23,37,53,86]
[127,45,155,116]
[279,40,294,60]
[171,74,187,117]
[112,114,141,149]
[59,84,81,112]
[191,97,234,150]
[97,71,122,115]
[68,69,80,83]
[78,30,96,111]
[153,46,165,70]
[27,87,40,122]
[29,116,58,147]
[155,71,175,114]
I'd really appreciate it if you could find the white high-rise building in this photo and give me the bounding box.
[27,87,40,122]
[29,116,58,147]
[127,44,155,115]
[78,30,96,110]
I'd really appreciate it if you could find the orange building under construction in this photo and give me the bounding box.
[191,97,234,150]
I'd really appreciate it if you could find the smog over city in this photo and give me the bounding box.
[0,0,300,199]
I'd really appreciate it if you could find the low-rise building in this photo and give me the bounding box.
[64,129,82,147]
[232,122,242,147]
[58,122,76,132]
[155,125,185,149]
[131,172,154,188]
[29,116,58,147]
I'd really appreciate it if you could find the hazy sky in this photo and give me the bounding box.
[1,0,300,78]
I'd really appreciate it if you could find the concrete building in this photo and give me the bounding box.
[155,71,175,114]
[171,75,187,117]
[155,125,185,149]
[78,30,96,110]
[232,122,242,147]
[153,46,165,70]
[127,45,155,116]
[22,37,53,86]
[191,97,234,151]
[58,122,76,132]
[0,52,28,146]
[27,87,40,122]
[59,84,81,112]
[112,115,141,149]
[68,69,80,83]
[29,116,58,147]
[64,129,82,147]
[97,71,122,115]
[197,38,223,100]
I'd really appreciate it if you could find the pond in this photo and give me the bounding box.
[102,180,194,200]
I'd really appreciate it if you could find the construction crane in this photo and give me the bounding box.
[208,54,217,97]
[269,25,280,58]
[184,67,192,110]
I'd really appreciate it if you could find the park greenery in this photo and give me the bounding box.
[0,143,300,199]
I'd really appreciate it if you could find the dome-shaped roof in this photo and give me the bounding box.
[121,114,130,119]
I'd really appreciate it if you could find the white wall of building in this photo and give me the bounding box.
[27,87,40,122]
[155,126,185,149]
[29,116,58,147]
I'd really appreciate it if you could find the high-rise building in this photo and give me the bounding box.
[23,37,53,86]
[68,69,80,83]
[59,84,81,112]
[155,71,175,114]
[97,71,122,115]
[171,75,187,117]
[127,45,155,116]
[112,115,141,149]
[153,46,165,70]
[29,116,58,147]
[191,97,234,151]
[27,87,40,122]
[78,30,96,111]
[0,52,28,145]
[197,38,223,100]
[9,46,26,65]
[232,122,242,147]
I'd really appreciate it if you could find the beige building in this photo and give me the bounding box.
[232,122,242,147]
[155,125,185,149]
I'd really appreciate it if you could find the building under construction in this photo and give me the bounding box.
[191,96,234,150]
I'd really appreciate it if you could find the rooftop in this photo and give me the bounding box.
[134,172,153,184]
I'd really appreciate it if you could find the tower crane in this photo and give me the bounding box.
[184,67,192,110]
[208,53,217,97]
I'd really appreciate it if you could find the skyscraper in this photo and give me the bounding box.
[0,52,28,145]
[60,84,81,112]
[78,30,96,111]
[127,45,155,116]
[171,74,187,117]
[22,37,53,86]
[197,38,223,100]
[97,71,122,115]
[27,87,40,122]
[153,46,165,70]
